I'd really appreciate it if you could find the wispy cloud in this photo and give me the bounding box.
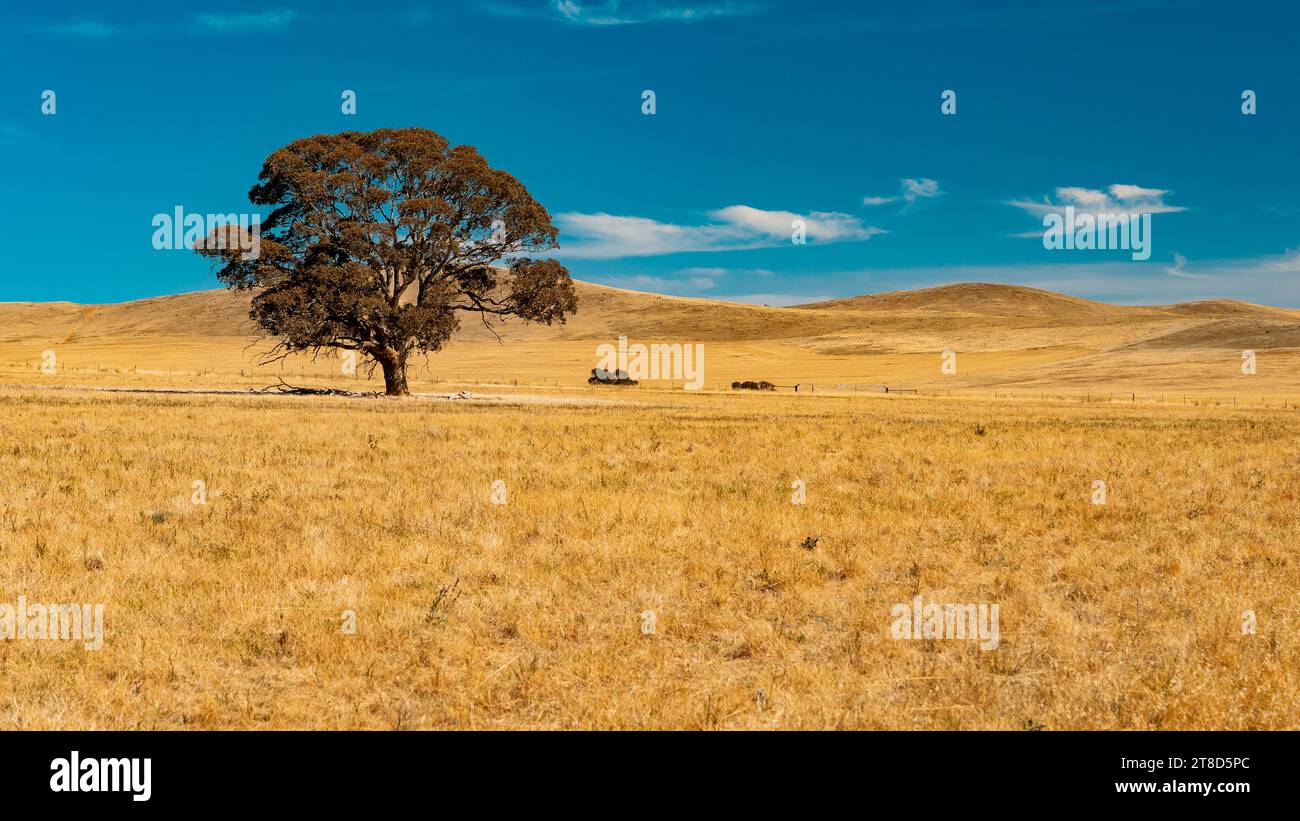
[193,10,300,32]
[1243,245,1300,274]
[1164,252,1212,279]
[593,271,822,306]
[862,177,942,207]
[676,266,776,278]
[556,205,884,258]
[1009,184,1186,227]
[1017,248,1300,306]
[594,266,778,297]
[598,273,718,294]
[23,19,122,39]
[0,124,32,143]
[483,0,763,25]
[795,246,1300,307]
[25,10,301,39]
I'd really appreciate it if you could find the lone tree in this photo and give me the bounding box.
[197,127,577,395]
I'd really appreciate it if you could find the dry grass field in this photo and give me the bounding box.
[5,280,1300,397]
[2,387,1297,729]
[2,280,1299,729]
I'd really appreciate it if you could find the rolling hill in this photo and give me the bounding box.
[2,280,1299,394]
[6,280,1296,341]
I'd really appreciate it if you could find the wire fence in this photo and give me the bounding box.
[4,363,1298,409]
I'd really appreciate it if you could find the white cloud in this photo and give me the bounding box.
[676,266,776,278]
[1167,252,1190,278]
[1164,252,1212,280]
[816,246,1300,307]
[193,10,299,31]
[595,274,717,293]
[594,266,782,296]
[1107,184,1167,201]
[674,266,729,277]
[711,205,879,242]
[862,177,942,207]
[599,274,716,294]
[901,177,940,201]
[555,206,884,258]
[587,245,1300,308]
[484,0,762,25]
[1009,183,1186,221]
[1247,246,1300,274]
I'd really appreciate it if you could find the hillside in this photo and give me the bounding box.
[796,282,1300,323]
[0,281,856,344]
[797,282,1146,321]
[3,279,1300,394]
[7,280,1295,344]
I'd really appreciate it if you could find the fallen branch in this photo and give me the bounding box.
[251,376,382,398]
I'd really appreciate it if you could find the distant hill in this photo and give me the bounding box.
[795,282,1299,323]
[796,283,1148,320]
[5,279,1300,395]
[5,280,1295,346]
[1154,298,1300,320]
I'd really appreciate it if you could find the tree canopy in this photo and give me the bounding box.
[197,127,578,395]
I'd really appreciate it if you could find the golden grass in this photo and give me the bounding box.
[5,279,1300,398]
[3,385,1296,729]
[5,280,1300,401]
[5,334,1300,407]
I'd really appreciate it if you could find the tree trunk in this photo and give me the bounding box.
[377,350,410,396]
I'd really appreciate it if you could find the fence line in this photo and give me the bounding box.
[4,363,1297,409]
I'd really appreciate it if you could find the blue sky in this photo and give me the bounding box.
[1,0,1298,306]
